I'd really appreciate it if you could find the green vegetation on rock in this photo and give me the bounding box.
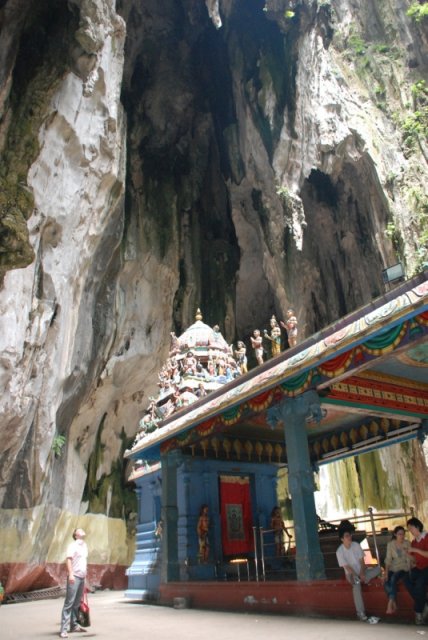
[52,434,66,458]
[83,419,137,522]
[407,186,428,272]
[393,80,428,156]
[384,220,403,257]
[335,22,401,114]
[407,2,428,22]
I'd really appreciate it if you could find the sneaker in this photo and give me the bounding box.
[416,613,424,625]
[70,626,87,633]
[368,616,380,624]
[357,613,368,621]
[59,633,68,639]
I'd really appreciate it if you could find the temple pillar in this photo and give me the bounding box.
[268,390,325,581]
[161,450,181,582]
[125,465,162,599]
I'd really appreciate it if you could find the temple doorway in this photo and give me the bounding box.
[219,474,254,559]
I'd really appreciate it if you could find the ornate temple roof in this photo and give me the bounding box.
[175,309,230,355]
[127,270,428,465]
[133,309,242,442]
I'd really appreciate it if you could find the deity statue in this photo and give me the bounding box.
[138,398,161,436]
[270,506,292,557]
[280,309,298,348]
[215,354,226,376]
[264,315,281,357]
[155,519,163,540]
[250,329,264,365]
[182,351,197,375]
[212,324,221,338]
[196,383,207,398]
[197,504,210,563]
[234,341,248,374]
[207,359,216,377]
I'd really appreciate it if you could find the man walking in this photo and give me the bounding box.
[59,528,88,637]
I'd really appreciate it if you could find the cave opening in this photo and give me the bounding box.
[293,161,392,335]
[9,0,77,105]
[306,169,338,209]
[118,0,304,334]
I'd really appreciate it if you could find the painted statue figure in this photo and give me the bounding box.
[250,329,264,365]
[234,341,248,374]
[280,309,298,348]
[270,506,292,557]
[197,504,210,563]
[183,351,197,375]
[264,315,281,357]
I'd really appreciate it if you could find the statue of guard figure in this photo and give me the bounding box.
[197,505,210,563]
[280,309,298,348]
[264,315,282,357]
[250,329,264,365]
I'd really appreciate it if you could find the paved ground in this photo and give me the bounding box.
[1,590,427,640]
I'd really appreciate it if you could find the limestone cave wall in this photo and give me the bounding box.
[0,0,427,591]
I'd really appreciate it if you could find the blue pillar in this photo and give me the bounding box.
[268,390,325,581]
[161,450,181,582]
[178,464,191,580]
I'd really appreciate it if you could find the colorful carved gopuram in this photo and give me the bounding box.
[133,309,242,444]
[125,271,428,619]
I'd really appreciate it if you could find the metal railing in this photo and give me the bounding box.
[253,524,296,582]
[251,506,415,582]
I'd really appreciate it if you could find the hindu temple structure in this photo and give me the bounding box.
[125,271,428,618]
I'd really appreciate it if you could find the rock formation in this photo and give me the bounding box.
[0,0,427,591]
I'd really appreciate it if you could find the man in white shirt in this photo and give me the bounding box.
[59,528,88,638]
[336,526,380,623]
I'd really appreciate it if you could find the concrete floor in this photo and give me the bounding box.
[1,590,426,640]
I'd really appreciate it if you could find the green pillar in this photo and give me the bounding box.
[161,450,181,582]
[268,390,325,580]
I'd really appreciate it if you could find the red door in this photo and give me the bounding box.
[219,474,254,556]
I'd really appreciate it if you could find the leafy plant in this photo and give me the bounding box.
[276,185,292,207]
[52,434,66,458]
[406,186,428,275]
[384,221,396,239]
[384,220,402,255]
[407,187,428,273]
[401,109,428,150]
[385,172,397,190]
[348,33,366,56]
[394,79,428,154]
[411,79,428,106]
[407,2,428,22]
[373,43,389,54]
